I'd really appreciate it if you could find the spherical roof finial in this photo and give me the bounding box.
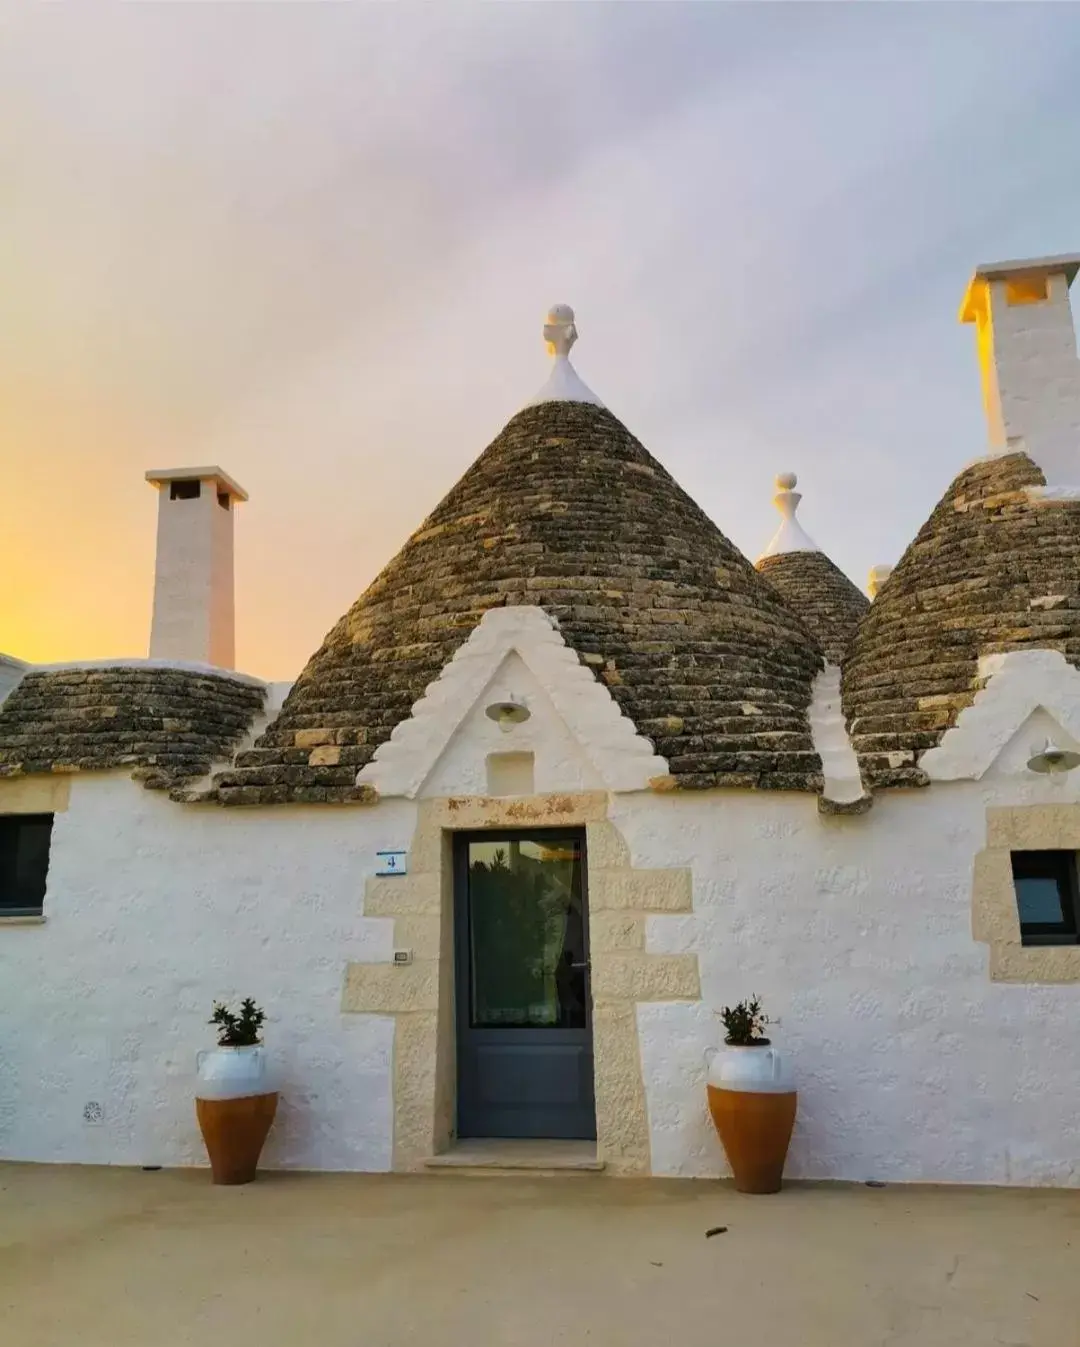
[543,304,578,358]
[526,303,604,408]
[757,471,819,559]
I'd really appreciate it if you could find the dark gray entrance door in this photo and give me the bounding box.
[455,830,595,1140]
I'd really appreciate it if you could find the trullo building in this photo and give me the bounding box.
[2,257,1080,1184]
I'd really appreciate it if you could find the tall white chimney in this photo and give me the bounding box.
[959,253,1080,488]
[145,466,247,669]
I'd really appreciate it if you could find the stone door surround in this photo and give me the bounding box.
[342,791,700,1173]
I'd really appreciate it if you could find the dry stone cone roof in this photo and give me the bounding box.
[755,474,869,665]
[0,666,264,789]
[843,450,1080,789]
[212,307,826,804]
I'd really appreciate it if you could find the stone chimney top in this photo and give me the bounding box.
[145,466,246,669]
[959,254,1080,489]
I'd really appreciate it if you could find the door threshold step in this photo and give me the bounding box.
[425,1139,604,1174]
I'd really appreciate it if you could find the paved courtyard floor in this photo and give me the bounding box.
[1,1164,1077,1346]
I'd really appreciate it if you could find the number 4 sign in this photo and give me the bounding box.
[376,850,408,877]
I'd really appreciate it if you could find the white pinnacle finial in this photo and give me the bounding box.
[867,564,894,599]
[525,303,604,409]
[543,304,578,357]
[758,472,820,559]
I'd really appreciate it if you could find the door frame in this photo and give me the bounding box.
[452,826,595,1139]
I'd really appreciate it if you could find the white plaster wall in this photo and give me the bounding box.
[0,775,415,1171]
[617,777,1080,1187]
[8,702,1080,1186]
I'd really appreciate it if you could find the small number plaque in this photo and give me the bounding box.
[376,850,408,877]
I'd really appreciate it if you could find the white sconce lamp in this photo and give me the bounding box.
[485,696,531,733]
[1026,738,1080,774]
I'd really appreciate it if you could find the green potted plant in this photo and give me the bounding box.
[195,998,278,1185]
[705,996,797,1193]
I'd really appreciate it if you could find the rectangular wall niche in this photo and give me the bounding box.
[486,752,535,797]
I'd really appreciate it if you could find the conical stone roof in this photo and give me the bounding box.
[759,552,869,665]
[210,311,825,804]
[843,451,1080,789]
[754,474,869,665]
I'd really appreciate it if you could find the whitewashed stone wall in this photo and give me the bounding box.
[622,777,1080,1187]
[5,743,1080,1184]
[0,775,415,1172]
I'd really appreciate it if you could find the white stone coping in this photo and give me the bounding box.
[1026,484,1080,503]
[807,664,866,805]
[959,253,1080,322]
[972,253,1080,285]
[921,649,1080,781]
[145,465,248,501]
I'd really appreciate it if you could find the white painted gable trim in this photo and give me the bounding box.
[920,649,1080,780]
[356,606,669,798]
[807,664,866,804]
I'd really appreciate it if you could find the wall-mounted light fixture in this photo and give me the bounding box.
[485,696,531,732]
[1026,737,1080,774]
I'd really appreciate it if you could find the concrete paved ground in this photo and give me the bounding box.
[1,1165,1077,1347]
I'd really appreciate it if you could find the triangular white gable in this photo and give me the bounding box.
[983,706,1080,779]
[356,606,669,799]
[920,649,1080,781]
[418,651,605,798]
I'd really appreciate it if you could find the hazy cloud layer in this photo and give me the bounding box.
[4,4,1080,677]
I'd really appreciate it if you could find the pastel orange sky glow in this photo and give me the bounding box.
[5,4,1080,680]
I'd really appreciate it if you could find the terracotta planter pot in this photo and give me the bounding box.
[706,1085,797,1194]
[196,1092,278,1185]
[705,1041,796,1194]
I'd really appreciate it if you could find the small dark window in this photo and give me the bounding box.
[1010,850,1079,945]
[170,479,201,500]
[0,814,54,916]
[217,491,230,511]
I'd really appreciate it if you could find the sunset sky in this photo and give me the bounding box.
[4,4,1080,681]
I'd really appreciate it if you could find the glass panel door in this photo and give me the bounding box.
[467,837,588,1030]
[455,830,595,1140]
